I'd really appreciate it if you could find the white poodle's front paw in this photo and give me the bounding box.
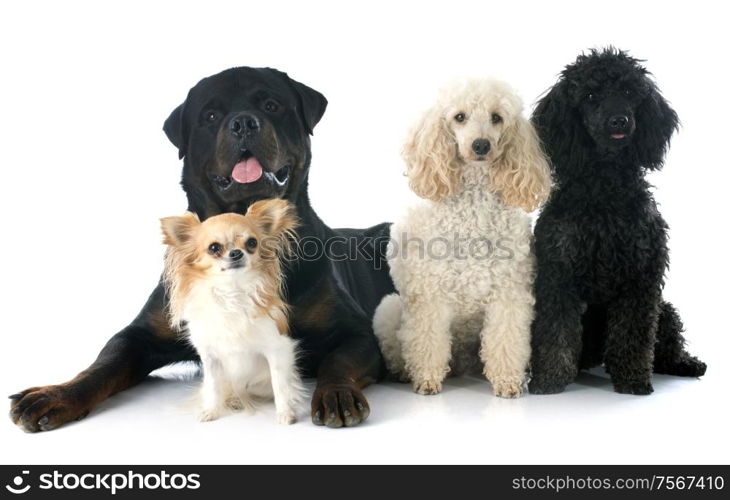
[197,408,221,422]
[276,410,297,425]
[413,379,442,395]
[491,379,525,399]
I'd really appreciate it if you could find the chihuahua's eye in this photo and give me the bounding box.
[205,111,219,123]
[264,99,279,113]
[454,112,466,123]
[245,237,258,252]
[208,242,222,255]
[491,113,502,124]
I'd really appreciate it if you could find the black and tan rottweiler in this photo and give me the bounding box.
[9,67,394,430]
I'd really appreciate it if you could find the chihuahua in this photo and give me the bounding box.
[161,199,303,424]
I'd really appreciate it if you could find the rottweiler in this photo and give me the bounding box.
[9,67,394,430]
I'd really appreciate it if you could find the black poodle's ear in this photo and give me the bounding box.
[163,102,188,160]
[532,80,589,178]
[632,84,679,170]
[284,75,328,135]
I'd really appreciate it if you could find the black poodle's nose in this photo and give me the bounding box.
[228,249,244,261]
[608,115,630,131]
[471,138,491,156]
[229,113,260,137]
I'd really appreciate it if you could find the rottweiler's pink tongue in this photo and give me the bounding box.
[231,157,263,183]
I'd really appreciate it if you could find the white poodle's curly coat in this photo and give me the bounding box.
[373,78,551,397]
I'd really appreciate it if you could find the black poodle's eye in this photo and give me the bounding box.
[245,237,258,252]
[454,112,466,123]
[264,99,280,113]
[491,113,502,124]
[623,89,631,96]
[208,242,223,255]
[205,111,219,123]
[587,93,595,102]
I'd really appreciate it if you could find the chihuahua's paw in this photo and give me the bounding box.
[413,379,442,395]
[197,408,221,422]
[491,379,525,399]
[226,397,244,411]
[276,410,297,425]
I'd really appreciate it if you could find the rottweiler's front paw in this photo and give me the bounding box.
[9,385,90,432]
[311,384,370,428]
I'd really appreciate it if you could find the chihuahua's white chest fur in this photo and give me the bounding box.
[182,274,303,425]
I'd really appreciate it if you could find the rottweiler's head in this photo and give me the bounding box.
[164,67,327,210]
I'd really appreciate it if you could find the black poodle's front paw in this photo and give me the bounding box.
[311,384,370,428]
[528,377,567,395]
[613,379,654,395]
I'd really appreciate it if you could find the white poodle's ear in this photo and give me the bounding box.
[490,115,552,211]
[402,105,460,201]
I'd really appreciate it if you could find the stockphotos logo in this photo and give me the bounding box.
[3,469,200,496]
[5,471,30,494]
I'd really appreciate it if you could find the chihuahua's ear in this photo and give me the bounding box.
[160,212,200,246]
[246,199,298,237]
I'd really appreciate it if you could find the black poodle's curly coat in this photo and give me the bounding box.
[528,48,706,395]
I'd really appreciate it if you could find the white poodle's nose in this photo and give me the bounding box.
[471,138,491,155]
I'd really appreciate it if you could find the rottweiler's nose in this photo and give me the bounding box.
[608,115,629,131]
[228,249,244,261]
[471,138,491,156]
[229,113,260,137]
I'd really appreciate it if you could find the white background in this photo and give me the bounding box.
[1,0,728,465]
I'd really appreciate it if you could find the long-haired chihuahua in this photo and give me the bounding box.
[161,199,303,424]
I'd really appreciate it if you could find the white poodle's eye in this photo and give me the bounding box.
[491,113,502,124]
[454,112,466,123]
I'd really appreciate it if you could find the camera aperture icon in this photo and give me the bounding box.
[5,471,30,494]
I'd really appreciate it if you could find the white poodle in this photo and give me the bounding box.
[373,78,552,397]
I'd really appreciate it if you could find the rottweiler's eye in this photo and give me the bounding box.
[205,111,219,123]
[587,93,595,102]
[623,89,631,96]
[264,100,279,113]
[245,237,258,251]
[491,113,502,124]
[208,242,222,255]
[454,112,466,123]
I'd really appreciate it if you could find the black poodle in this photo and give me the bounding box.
[528,48,706,395]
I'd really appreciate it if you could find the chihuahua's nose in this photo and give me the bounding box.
[471,138,491,156]
[228,249,244,261]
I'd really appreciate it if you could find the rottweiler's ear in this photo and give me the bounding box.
[286,76,328,135]
[163,102,187,159]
